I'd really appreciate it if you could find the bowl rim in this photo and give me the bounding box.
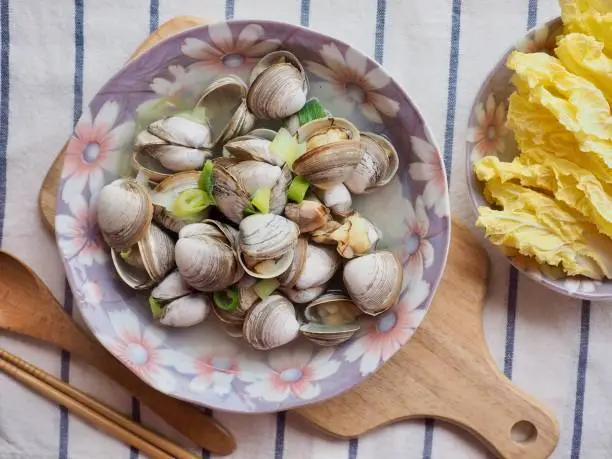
[463,16,612,301]
[57,18,452,412]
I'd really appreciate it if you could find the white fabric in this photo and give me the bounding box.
[0,0,604,458]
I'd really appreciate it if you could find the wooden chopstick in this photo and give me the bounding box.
[0,348,199,459]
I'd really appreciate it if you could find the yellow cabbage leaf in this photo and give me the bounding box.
[556,33,612,106]
[560,0,612,54]
[507,92,612,184]
[473,152,612,238]
[483,179,612,277]
[476,207,604,278]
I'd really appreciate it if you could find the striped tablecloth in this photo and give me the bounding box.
[0,0,604,458]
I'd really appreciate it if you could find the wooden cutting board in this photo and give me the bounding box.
[37,17,559,459]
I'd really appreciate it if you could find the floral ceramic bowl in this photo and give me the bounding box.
[56,20,451,413]
[465,17,610,300]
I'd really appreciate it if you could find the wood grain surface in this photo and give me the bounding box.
[36,16,560,459]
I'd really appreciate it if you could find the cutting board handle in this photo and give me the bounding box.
[298,222,559,459]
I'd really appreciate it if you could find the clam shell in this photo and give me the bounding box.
[279,284,326,304]
[134,129,165,149]
[132,150,173,183]
[343,251,403,316]
[243,294,300,350]
[159,294,212,327]
[97,178,153,250]
[227,160,282,195]
[138,223,176,282]
[238,250,295,280]
[294,244,340,290]
[239,214,299,261]
[345,132,399,194]
[304,293,361,326]
[151,270,193,302]
[299,323,360,347]
[269,165,292,215]
[196,75,252,147]
[294,118,363,189]
[223,135,284,166]
[332,213,382,258]
[212,159,251,224]
[110,249,155,291]
[175,224,239,292]
[284,199,330,233]
[317,183,352,217]
[147,115,213,149]
[142,144,211,172]
[277,236,308,288]
[247,51,308,120]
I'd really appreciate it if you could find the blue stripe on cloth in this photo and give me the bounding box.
[59,283,73,459]
[300,0,310,27]
[275,411,286,459]
[348,438,358,459]
[421,1,463,454]
[527,0,538,29]
[422,419,434,459]
[503,267,519,378]
[441,0,462,180]
[129,398,141,459]
[571,300,591,459]
[201,408,212,459]
[60,1,85,457]
[503,0,539,381]
[225,0,235,20]
[374,0,386,63]
[149,0,159,34]
[0,0,10,244]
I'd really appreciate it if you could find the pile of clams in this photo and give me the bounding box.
[97,50,403,351]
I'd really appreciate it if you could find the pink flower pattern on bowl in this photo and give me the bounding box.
[56,20,450,412]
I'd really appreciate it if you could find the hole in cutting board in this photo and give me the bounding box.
[511,420,537,443]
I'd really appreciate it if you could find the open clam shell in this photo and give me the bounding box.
[294,117,363,189]
[304,292,362,326]
[110,249,156,291]
[284,198,330,233]
[243,294,300,350]
[277,236,308,288]
[345,132,399,194]
[147,116,213,149]
[247,51,308,120]
[137,222,176,282]
[299,323,360,347]
[97,178,153,250]
[223,133,284,166]
[212,158,252,224]
[196,75,255,147]
[343,251,403,316]
[151,270,193,302]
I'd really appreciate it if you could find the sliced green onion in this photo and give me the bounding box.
[119,248,132,260]
[213,287,240,312]
[270,128,299,167]
[251,187,272,214]
[149,296,164,320]
[294,142,307,159]
[297,98,327,126]
[198,159,215,202]
[287,176,310,203]
[172,189,213,218]
[178,106,208,124]
[243,201,257,217]
[253,279,280,300]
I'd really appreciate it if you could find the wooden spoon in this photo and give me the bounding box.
[0,249,236,456]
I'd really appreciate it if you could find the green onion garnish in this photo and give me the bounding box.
[172,189,213,218]
[269,128,304,168]
[297,98,327,125]
[119,248,132,260]
[253,279,280,300]
[213,287,240,312]
[149,296,164,320]
[287,176,310,203]
[251,187,272,214]
[198,159,215,202]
